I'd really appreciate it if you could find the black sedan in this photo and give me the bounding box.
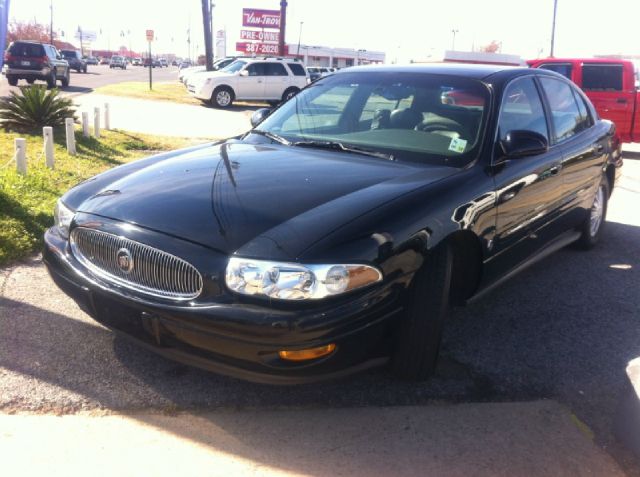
[44,64,621,384]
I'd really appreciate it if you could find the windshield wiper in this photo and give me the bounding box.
[251,129,292,146]
[292,140,395,161]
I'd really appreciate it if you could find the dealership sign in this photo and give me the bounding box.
[240,29,280,43]
[242,8,281,29]
[236,42,287,55]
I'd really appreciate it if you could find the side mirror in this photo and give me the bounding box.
[239,70,249,77]
[250,108,272,128]
[500,130,549,158]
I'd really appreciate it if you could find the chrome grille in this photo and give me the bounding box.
[70,227,203,300]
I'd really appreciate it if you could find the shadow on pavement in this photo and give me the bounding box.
[1,221,639,472]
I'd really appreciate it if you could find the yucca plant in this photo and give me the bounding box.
[0,85,76,132]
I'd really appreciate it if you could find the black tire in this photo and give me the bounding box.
[391,243,453,380]
[7,75,17,86]
[282,87,300,103]
[26,78,34,85]
[575,176,609,250]
[211,86,234,108]
[46,70,56,89]
[61,69,70,88]
[83,66,87,73]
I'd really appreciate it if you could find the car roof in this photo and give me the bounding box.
[341,63,526,80]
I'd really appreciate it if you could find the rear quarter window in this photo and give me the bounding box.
[287,63,307,76]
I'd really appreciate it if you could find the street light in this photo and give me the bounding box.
[451,29,459,50]
[550,0,558,57]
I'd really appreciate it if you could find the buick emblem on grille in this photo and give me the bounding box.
[116,248,134,273]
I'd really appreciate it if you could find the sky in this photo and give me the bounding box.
[8,0,640,61]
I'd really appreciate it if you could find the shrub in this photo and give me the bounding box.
[0,85,76,132]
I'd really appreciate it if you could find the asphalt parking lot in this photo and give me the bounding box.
[0,63,178,97]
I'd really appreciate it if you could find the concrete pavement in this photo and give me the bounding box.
[0,402,625,477]
[71,92,256,139]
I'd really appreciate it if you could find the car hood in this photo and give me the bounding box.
[74,141,458,258]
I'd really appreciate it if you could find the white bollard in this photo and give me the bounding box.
[65,118,76,155]
[82,111,90,138]
[93,107,101,138]
[15,138,26,175]
[104,103,110,130]
[43,126,54,169]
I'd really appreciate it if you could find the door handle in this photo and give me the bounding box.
[616,98,628,104]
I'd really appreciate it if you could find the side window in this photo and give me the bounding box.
[538,63,573,80]
[582,64,623,91]
[264,63,287,76]
[246,63,266,76]
[539,77,583,143]
[497,77,548,142]
[286,63,306,76]
[571,87,594,132]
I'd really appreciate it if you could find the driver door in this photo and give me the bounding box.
[236,62,266,100]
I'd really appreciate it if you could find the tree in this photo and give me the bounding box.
[7,20,51,44]
[480,40,501,53]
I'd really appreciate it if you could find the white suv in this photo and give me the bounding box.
[188,58,309,108]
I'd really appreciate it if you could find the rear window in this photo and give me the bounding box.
[287,63,306,76]
[8,42,45,57]
[61,50,77,59]
[582,64,623,91]
[538,63,572,80]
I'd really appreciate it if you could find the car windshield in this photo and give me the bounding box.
[253,71,490,166]
[61,51,76,58]
[221,60,247,73]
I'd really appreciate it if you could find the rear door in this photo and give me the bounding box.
[580,62,634,141]
[538,76,608,227]
[263,62,290,100]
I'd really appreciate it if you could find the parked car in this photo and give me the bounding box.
[4,40,70,88]
[528,57,640,147]
[109,55,126,69]
[307,66,332,82]
[188,57,309,107]
[99,57,110,65]
[132,57,142,66]
[159,58,168,67]
[179,65,205,84]
[60,49,87,73]
[44,64,620,384]
[84,56,98,65]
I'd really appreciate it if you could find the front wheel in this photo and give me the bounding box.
[61,69,70,88]
[575,177,609,249]
[391,243,453,380]
[211,86,234,108]
[46,70,56,89]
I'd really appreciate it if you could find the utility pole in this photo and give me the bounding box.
[550,0,558,57]
[210,1,215,61]
[49,0,53,44]
[279,1,287,57]
[451,29,459,50]
[201,0,213,70]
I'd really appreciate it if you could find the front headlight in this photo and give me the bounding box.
[53,199,75,238]
[225,257,382,300]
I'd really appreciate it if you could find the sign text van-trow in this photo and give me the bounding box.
[242,9,281,29]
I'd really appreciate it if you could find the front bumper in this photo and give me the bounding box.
[44,227,402,384]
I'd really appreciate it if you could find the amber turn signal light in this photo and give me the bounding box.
[278,344,336,362]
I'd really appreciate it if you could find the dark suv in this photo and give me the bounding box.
[60,50,87,73]
[4,40,70,88]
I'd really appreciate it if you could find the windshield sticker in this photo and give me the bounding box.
[448,138,467,153]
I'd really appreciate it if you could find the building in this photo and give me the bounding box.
[290,44,385,68]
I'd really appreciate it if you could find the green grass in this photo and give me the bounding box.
[94,81,201,106]
[0,128,198,266]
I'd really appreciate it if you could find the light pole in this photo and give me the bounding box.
[451,29,459,50]
[296,21,303,57]
[49,0,53,44]
[550,0,558,57]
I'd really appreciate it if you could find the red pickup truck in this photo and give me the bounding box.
[528,58,640,144]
